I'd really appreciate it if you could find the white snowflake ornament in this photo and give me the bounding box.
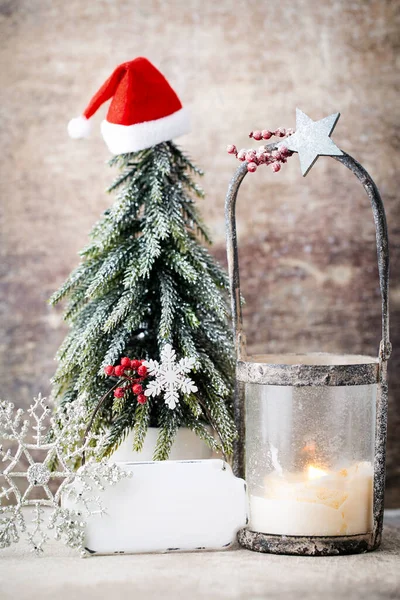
[144,344,198,409]
[0,394,130,555]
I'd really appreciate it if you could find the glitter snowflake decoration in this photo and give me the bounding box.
[144,344,198,409]
[0,394,130,555]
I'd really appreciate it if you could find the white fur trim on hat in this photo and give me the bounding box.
[100,107,190,154]
[68,115,91,139]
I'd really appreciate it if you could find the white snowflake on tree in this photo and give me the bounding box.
[0,394,130,555]
[144,344,198,409]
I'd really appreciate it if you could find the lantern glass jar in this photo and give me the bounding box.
[245,354,377,538]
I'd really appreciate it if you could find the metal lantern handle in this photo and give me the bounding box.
[225,148,391,364]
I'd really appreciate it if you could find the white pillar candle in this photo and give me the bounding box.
[249,461,374,537]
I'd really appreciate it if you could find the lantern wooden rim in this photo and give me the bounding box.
[237,352,379,386]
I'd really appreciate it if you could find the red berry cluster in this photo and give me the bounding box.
[249,128,291,141]
[104,357,148,405]
[226,127,295,174]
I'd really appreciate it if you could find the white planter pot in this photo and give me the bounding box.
[110,427,217,462]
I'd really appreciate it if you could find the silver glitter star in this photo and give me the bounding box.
[284,108,343,176]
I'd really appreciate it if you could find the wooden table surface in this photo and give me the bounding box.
[1,510,399,600]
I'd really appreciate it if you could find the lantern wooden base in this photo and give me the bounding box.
[237,528,379,556]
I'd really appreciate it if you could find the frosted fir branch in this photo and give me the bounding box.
[182,205,212,245]
[171,145,204,178]
[152,407,180,461]
[166,251,199,284]
[131,401,151,453]
[227,127,295,174]
[49,263,88,306]
[63,289,90,323]
[137,236,162,278]
[144,203,171,241]
[158,273,178,342]
[107,165,137,192]
[181,303,201,329]
[84,242,135,300]
[101,328,133,367]
[103,289,138,332]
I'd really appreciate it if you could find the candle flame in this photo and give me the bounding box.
[307,465,327,480]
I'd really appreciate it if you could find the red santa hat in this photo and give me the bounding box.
[67,57,190,154]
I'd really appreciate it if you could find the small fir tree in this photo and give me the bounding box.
[51,142,236,459]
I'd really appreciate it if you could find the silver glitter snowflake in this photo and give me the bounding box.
[0,394,130,555]
[144,344,198,409]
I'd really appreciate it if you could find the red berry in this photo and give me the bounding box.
[275,127,286,137]
[226,144,237,154]
[130,359,141,370]
[114,387,125,398]
[137,394,147,405]
[245,150,256,162]
[132,383,143,395]
[120,357,131,367]
[271,163,281,173]
[137,365,148,377]
[252,130,262,141]
[262,130,272,140]
[104,365,115,376]
[247,162,257,173]
[237,149,247,161]
[279,145,289,157]
[114,365,125,377]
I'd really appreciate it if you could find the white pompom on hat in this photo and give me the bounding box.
[68,57,190,154]
[67,115,91,139]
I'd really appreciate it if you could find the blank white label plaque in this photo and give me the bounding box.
[64,459,248,555]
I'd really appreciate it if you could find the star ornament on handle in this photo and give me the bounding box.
[284,108,343,177]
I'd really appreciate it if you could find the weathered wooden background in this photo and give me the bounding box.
[0,0,399,506]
